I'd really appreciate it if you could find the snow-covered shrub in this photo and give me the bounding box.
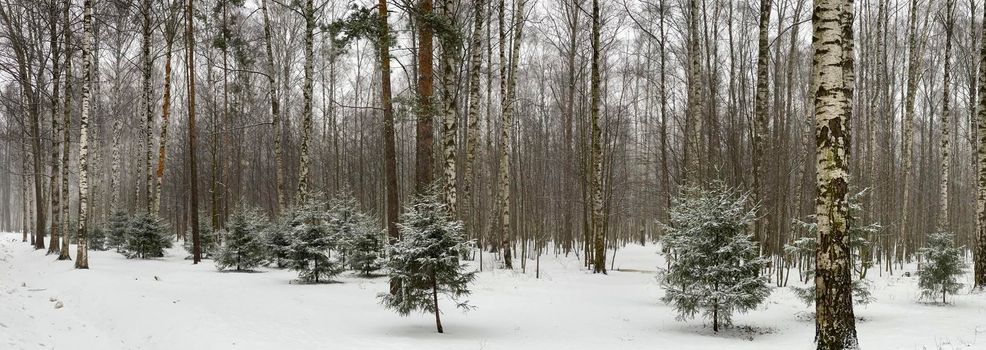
[379,189,476,333]
[285,193,344,283]
[107,210,129,251]
[183,216,218,259]
[659,183,770,332]
[918,232,966,304]
[328,193,384,276]
[784,189,878,306]
[122,213,173,259]
[215,207,268,271]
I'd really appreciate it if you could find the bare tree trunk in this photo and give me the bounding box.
[58,1,73,260]
[974,0,986,289]
[260,0,284,213]
[47,0,63,255]
[75,0,94,269]
[684,0,703,185]
[296,0,315,201]
[187,0,202,264]
[813,0,858,348]
[497,0,526,269]
[440,0,458,215]
[938,0,955,232]
[463,0,486,237]
[752,0,771,246]
[141,0,154,213]
[155,11,179,215]
[377,0,400,294]
[416,0,436,191]
[589,0,605,274]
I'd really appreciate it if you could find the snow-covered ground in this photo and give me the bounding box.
[0,232,983,350]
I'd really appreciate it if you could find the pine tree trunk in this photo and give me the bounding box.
[297,0,315,201]
[75,0,94,269]
[589,0,605,274]
[416,0,436,191]
[812,0,858,348]
[187,0,202,264]
[154,36,175,215]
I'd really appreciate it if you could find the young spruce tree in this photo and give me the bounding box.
[123,213,172,259]
[328,193,384,276]
[918,232,967,304]
[216,207,268,271]
[380,190,476,333]
[659,183,771,332]
[107,210,129,251]
[286,193,344,283]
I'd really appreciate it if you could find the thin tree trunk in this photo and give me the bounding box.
[440,0,458,215]
[496,0,527,269]
[296,0,315,201]
[589,0,605,274]
[187,0,202,264]
[58,3,73,260]
[752,0,771,246]
[416,0,436,191]
[260,0,284,213]
[974,0,986,289]
[155,31,176,215]
[463,0,485,239]
[75,0,94,270]
[938,0,955,232]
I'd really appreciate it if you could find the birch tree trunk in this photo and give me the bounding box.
[752,0,771,246]
[141,0,154,213]
[154,8,180,215]
[813,0,858,348]
[974,0,986,289]
[440,0,458,215]
[938,0,955,232]
[589,0,605,274]
[684,0,704,185]
[296,0,315,201]
[497,0,526,269]
[75,0,94,269]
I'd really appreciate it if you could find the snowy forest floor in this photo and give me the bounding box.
[1,232,984,350]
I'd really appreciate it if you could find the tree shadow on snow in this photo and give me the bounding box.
[664,323,778,341]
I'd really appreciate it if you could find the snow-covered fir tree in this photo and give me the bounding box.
[215,207,268,271]
[122,213,173,259]
[328,193,384,276]
[379,189,476,333]
[918,232,966,304]
[263,215,292,268]
[784,189,878,306]
[184,216,218,259]
[659,183,771,332]
[107,210,130,251]
[88,226,107,251]
[285,193,344,283]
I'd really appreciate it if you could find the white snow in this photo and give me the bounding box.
[0,232,984,349]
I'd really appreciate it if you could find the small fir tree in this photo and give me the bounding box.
[659,183,771,332]
[286,193,344,283]
[88,226,107,251]
[107,210,130,251]
[379,190,476,334]
[263,216,292,268]
[123,213,173,259]
[328,193,384,275]
[184,216,218,259]
[215,207,268,271]
[918,232,967,304]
